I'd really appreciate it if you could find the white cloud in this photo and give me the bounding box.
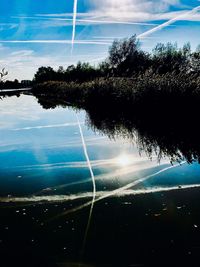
[87,0,181,17]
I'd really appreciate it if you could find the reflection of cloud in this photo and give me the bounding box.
[0,137,110,153]
[13,156,159,172]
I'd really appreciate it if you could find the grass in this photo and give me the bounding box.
[32,72,200,110]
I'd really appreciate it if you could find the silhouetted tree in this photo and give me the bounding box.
[191,46,200,74]
[34,67,56,83]
[107,35,150,76]
[151,42,190,74]
[32,37,200,83]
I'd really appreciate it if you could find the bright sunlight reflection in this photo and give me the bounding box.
[117,154,132,167]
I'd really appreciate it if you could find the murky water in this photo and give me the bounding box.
[1,93,200,266]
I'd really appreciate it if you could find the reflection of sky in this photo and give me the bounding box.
[0,94,200,201]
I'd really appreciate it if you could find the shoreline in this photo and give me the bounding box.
[0,87,32,93]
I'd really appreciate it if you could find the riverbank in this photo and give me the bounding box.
[32,73,200,163]
[32,73,200,110]
[0,88,32,93]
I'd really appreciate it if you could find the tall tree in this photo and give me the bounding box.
[108,35,150,76]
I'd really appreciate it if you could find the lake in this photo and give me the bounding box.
[1,92,200,267]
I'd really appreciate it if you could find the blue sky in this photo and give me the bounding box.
[0,0,200,80]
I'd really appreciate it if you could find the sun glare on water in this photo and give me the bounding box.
[117,154,132,167]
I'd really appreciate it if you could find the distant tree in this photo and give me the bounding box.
[151,42,190,74]
[98,61,111,76]
[66,62,98,82]
[56,66,65,80]
[34,67,56,83]
[190,45,200,74]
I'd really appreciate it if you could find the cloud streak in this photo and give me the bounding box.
[138,5,200,39]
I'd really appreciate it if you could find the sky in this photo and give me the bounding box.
[0,0,200,80]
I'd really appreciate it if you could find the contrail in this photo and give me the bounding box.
[138,5,200,39]
[76,114,96,256]
[11,16,159,26]
[0,40,111,45]
[33,158,164,196]
[71,0,78,54]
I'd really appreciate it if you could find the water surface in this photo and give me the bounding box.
[1,93,200,266]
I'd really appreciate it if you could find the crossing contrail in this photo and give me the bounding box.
[71,0,78,53]
[138,5,200,39]
[52,161,186,218]
[76,114,96,256]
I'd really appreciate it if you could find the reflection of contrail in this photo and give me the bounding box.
[71,0,78,53]
[54,162,186,218]
[34,159,165,196]
[13,122,83,131]
[2,182,200,204]
[138,5,200,39]
[76,114,96,256]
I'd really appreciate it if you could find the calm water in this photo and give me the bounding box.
[1,93,200,266]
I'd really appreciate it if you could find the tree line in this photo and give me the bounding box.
[33,35,200,84]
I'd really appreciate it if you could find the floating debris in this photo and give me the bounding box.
[122,202,132,205]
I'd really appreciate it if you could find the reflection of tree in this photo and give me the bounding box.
[34,91,200,164]
[86,103,200,164]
